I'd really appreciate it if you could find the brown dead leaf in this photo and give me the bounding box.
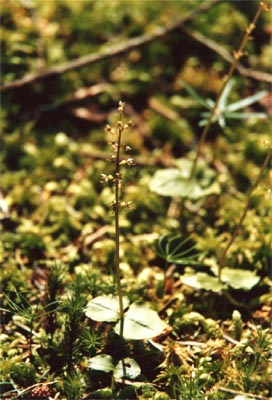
[71,106,107,122]
[70,83,109,100]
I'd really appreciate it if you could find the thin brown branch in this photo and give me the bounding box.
[148,97,179,121]
[181,26,272,83]
[83,225,111,248]
[218,386,272,400]
[1,0,219,92]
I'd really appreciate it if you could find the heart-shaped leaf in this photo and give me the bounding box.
[86,297,167,340]
[150,159,220,199]
[182,272,224,292]
[221,268,260,290]
[114,357,141,379]
[85,295,130,322]
[114,303,167,340]
[88,354,114,372]
[150,169,205,199]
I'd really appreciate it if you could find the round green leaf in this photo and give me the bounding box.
[114,357,141,379]
[182,272,223,292]
[115,303,167,340]
[88,354,114,372]
[221,268,260,290]
[85,295,130,322]
[150,169,204,198]
[150,158,220,199]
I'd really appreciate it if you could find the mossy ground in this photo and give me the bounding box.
[1,1,271,399]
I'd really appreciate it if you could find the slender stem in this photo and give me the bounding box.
[218,147,271,281]
[189,3,264,179]
[29,317,34,363]
[114,115,124,338]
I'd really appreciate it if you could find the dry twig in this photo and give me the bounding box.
[1,0,219,91]
[218,386,272,400]
[3,0,270,95]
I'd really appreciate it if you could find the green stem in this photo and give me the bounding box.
[29,317,34,363]
[114,116,124,339]
[189,3,264,179]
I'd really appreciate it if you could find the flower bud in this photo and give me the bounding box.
[118,101,125,113]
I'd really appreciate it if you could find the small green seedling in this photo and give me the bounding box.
[179,78,267,128]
